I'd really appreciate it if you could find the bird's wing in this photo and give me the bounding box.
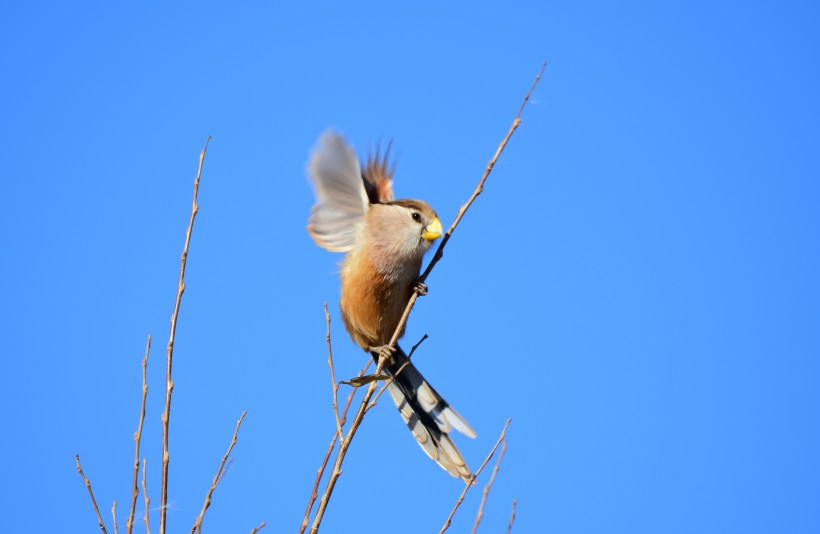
[307,130,369,252]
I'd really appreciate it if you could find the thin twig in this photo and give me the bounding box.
[160,136,211,534]
[142,458,151,534]
[307,63,544,533]
[75,454,109,534]
[299,361,371,534]
[440,419,512,534]
[389,62,547,357]
[300,438,336,534]
[112,501,119,534]
[406,334,430,358]
[424,60,545,283]
[366,361,409,412]
[470,439,507,534]
[128,335,150,534]
[191,411,247,534]
[367,334,428,412]
[506,500,517,534]
[324,303,344,443]
[250,521,267,534]
[309,355,389,534]
[216,458,234,486]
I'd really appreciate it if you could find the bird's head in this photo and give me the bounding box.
[367,199,442,261]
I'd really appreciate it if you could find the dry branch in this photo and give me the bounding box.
[299,361,371,534]
[471,439,508,533]
[142,458,151,534]
[75,454,109,534]
[112,501,119,534]
[191,411,247,534]
[324,303,344,442]
[308,356,389,534]
[160,136,211,534]
[128,335,151,534]
[440,419,512,534]
[392,61,547,347]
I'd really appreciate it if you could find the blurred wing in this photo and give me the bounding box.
[307,130,369,252]
[362,141,395,204]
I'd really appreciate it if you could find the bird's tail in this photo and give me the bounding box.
[375,345,477,482]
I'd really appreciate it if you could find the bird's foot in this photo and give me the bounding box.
[369,344,397,365]
[413,279,428,297]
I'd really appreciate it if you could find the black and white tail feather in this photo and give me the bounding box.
[376,345,477,482]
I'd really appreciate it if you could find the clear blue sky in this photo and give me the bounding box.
[2,2,819,533]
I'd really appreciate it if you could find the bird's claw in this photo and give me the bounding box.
[370,344,397,365]
[413,279,428,297]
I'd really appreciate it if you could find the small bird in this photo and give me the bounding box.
[306,129,476,481]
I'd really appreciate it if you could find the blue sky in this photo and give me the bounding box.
[2,1,819,533]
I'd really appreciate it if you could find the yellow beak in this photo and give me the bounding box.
[422,217,443,241]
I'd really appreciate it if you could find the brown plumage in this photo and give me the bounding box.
[362,141,395,204]
[307,129,476,481]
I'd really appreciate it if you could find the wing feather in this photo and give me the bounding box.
[307,130,369,252]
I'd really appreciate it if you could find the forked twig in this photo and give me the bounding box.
[160,136,211,534]
[299,359,371,534]
[309,355,389,534]
[366,334,428,412]
[191,411,247,534]
[471,439,508,533]
[128,335,150,534]
[75,454,109,534]
[440,419,512,534]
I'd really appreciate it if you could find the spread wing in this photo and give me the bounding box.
[307,130,369,252]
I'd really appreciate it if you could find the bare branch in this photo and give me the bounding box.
[309,355,390,534]
[75,454,108,534]
[160,136,211,534]
[250,521,267,534]
[112,501,119,534]
[299,360,371,534]
[384,61,547,363]
[191,411,247,534]
[216,458,234,486]
[440,419,512,534]
[324,303,344,443]
[471,439,508,534]
[299,438,336,534]
[142,458,151,534]
[506,499,517,534]
[128,335,150,534]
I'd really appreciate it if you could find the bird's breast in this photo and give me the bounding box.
[339,249,416,349]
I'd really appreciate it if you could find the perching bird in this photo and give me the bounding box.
[306,129,476,481]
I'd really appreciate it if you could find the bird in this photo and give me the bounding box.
[306,129,476,481]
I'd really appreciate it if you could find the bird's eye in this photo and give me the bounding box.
[411,212,422,222]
